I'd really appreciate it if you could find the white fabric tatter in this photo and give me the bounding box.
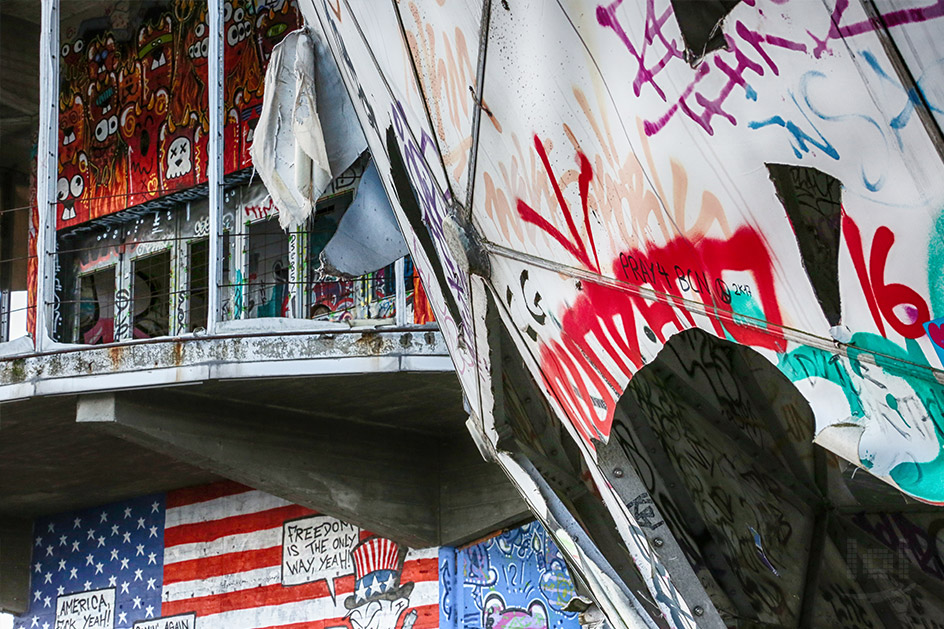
[251,29,331,230]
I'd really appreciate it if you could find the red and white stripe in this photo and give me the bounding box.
[161,481,440,629]
[353,537,399,578]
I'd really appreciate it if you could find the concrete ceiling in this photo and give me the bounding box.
[0,395,219,518]
[0,370,526,547]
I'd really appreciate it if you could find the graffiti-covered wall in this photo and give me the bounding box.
[56,0,301,229]
[439,523,579,629]
[13,483,567,629]
[15,482,440,629]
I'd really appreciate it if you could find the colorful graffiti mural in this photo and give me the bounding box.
[55,0,301,230]
[12,482,571,629]
[288,0,944,625]
[440,523,579,629]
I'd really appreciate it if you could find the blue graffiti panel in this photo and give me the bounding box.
[440,522,579,629]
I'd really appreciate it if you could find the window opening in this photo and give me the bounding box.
[188,238,209,331]
[78,267,116,345]
[132,250,171,338]
[247,216,289,318]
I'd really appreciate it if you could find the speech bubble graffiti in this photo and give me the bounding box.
[282,515,359,604]
[55,587,115,629]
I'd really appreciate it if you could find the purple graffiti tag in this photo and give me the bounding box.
[599,0,944,136]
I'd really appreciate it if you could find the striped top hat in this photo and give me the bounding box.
[344,536,414,610]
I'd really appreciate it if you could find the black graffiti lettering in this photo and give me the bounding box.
[715,277,732,304]
[655,262,670,290]
[674,265,689,292]
[625,255,641,281]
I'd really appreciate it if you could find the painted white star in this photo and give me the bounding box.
[149,526,158,538]
[146,605,155,618]
[151,501,159,513]
[71,540,80,552]
[122,531,131,544]
[146,578,156,591]
[69,567,77,580]
[42,623,48,629]
[147,552,156,565]
[43,572,52,584]
[87,529,96,540]
[367,574,382,595]
[47,523,55,533]
[30,617,38,627]
[132,596,142,609]
[120,558,129,570]
[97,536,106,548]
[383,573,396,590]
[86,553,94,566]
[34,562,41,573]
[58,535,67,546]
[124,507,132,519]
[120,581,130,594]
[99,512,108,523]
[110,549,119,561]
[83,580,91,590]
[111,524,120,536]
[58,559,66,571]
[56,586,64,596]
[95,562,104,574]
[34,536,42,546]
[118,612,127,624]
[33,590,41,602]
[108,576,117,587]
[45,545,53,557]
[137,518,145,530]
[136,544,145,556]
[73,517,81,529]
[355,579,368,602]
[134,568,143,581]
[43,596,51,608]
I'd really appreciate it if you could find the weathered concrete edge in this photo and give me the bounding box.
[0,329,454,403]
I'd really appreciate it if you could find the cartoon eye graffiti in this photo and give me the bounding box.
[223,2,233,22]
[227,25,240,46]
[74,39,84,53]
[70,174,84,198]
[57,177,69,201]
[234,7,244,22]
[61,43,71,57]
[108,115,118,135]
[195,23,206,37]
[95,119,108,142]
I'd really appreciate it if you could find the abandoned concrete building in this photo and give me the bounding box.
[2,1,944,628]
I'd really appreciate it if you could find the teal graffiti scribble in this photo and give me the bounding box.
[779,334,944,503]
[927,212,944,319]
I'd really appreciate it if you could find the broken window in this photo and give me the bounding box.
[247,217,289,318]
[188,238,209,331]
[767,164,842,326]
[132,250,171,338]
[77,267,116,345]
[670,0,740,62]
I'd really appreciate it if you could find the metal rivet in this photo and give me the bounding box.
[652,537,664,548]
[693,606,704,617]
[612,467,624,478]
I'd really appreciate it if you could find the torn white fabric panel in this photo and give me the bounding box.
[309,28,366,176]
[251,29,331,230]
[319,159,409,277]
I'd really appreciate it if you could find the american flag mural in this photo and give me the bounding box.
[14,482,440,629]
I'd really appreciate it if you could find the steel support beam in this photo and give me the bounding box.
[34,0,59,350]
[206,0,224,333]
